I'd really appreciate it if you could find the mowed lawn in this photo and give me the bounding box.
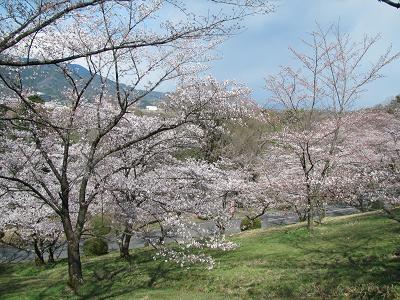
[1,211,400,299]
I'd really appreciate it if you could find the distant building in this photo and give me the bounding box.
[145,105,158,111]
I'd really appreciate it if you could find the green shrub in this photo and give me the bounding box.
[369,200,385,211]
[83,238,108,256]
[28,95,44,104]
[240,217,261,231]
[90,215,111,237]
[174,147,206,161]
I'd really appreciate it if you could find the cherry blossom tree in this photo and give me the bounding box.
[265,24,399,229]
[0,190,64,265]
[326,110,400,213]
[0,0,274,290]
[96,77,259,258]
[0,76,256,287]
[106,159,244,262]
[0,0,272,289]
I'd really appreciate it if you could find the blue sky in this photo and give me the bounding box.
[205,0,400,108]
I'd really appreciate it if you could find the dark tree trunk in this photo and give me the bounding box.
[216,220,225,234]
[66,237,83,291]
[307,195,314,231]
[294,205,307,222]
[33,239,45,266]
[298,215,307,222]
[48,246,55,263]
[119,223,132,259]
[62,216,84,291]
[119,233,131,259]
[358,197,367,212]
[304,179,314,231]
[315,198,326,224]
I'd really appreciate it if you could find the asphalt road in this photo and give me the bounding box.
[0,206,359,262]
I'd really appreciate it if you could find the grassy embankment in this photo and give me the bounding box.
[1,211,399,299]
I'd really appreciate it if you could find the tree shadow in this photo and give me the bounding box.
[75,251,184,299]
[281,229,400,298]
[147,262,170,288]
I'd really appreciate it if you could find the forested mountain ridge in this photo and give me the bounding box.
[0,62,165,108]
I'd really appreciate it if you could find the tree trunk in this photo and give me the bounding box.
[315,197,326,224]
[61,208,85,292]
[307,195,314,231]
[216,219,226,234]
[33,239,45,266]
[294,205,307,222]
[119,223,132,258]
[358,197,367,212]
[119,233,131,259]
[48,246,55,263]
[63,216,83,291]
[66,237,83,291]
[307,213,313,230]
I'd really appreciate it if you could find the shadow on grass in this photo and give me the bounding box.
[0,249,187,299]
[276,223,400,298]
[0,259,70,298]
[75,251,185,299]
[2,213,399,299]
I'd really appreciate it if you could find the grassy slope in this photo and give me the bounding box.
[1,211,400,299]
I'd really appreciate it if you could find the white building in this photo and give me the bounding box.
[145,105,158,111]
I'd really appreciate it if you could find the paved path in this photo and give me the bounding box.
[0,206,359,262]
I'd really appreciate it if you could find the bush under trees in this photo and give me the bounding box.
[83,238,108,257]
[240,217,262,231]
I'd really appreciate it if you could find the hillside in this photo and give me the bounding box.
[0,63,165,108]
[0,211,399,299]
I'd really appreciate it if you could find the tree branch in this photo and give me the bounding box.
[379,0,400,9]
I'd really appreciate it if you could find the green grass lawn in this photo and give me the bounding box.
[1,211,400,299]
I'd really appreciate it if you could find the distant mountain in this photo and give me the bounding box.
[68,64,92,78]
[0,62,165,108]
